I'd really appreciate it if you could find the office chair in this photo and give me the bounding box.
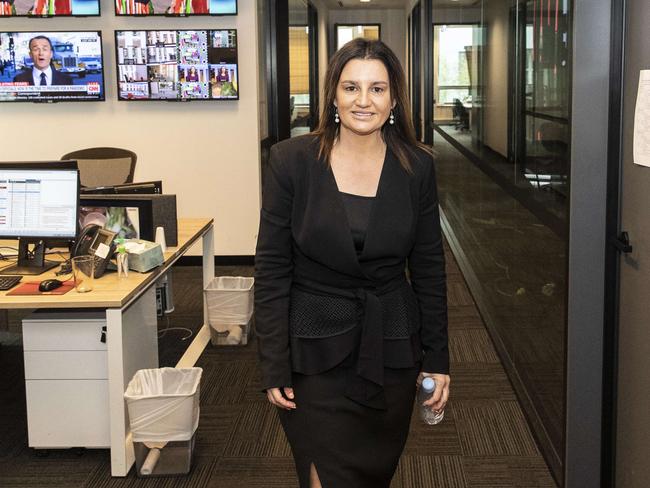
[453,99,470,131]
[61,147,137,188]
[537,122,569,176]
[526,122,569,196]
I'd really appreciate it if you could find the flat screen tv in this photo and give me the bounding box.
[115,0,235,16]
[116,29,238,101]
[0,0,99,16]
[0,31,105,103]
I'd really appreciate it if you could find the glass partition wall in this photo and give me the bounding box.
[289,0,317,137]
[429,0,572,482]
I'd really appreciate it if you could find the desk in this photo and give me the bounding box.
[0,218,214,476]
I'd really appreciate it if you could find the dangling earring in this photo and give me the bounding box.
[389,110,395,125]
[334,108,340,124]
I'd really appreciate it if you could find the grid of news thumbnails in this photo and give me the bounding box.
[0,0,236,16]
[116,29,238,100]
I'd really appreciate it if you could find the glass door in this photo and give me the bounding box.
[517,0,572,201]
[289,0,312,137]
[410,2,422,141]
[428,0,574,482]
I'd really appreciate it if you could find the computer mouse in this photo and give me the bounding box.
[38,279,64,292]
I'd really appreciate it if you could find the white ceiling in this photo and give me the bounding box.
[324,0,478,9]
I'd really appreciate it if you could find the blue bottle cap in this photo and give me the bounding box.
[422,377,435,392]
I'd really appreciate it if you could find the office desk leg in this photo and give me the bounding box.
[106,287,158,476]
[202,224,215,326]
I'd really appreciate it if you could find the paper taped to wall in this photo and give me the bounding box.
[633,70,650,167]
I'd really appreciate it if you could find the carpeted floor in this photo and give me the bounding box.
[0,254,557,487]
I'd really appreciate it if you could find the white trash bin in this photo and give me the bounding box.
[204,276,254,345]
[124,367,202,477]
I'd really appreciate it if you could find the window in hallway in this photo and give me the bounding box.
[433,24,476,130]
[435,25,472,105]
[335,24,380,50]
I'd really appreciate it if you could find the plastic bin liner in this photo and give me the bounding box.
[125,367,202,443]
[204,276,254,328]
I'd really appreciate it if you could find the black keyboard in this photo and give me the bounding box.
[0,275,22,291]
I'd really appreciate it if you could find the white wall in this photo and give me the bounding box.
[0,0,261,256]
[328,9,406,68]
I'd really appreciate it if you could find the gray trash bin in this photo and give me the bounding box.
[204,276,254,345]
[124,367,202,477]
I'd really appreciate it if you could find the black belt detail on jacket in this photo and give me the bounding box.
[290,276,409,410]
[351,288,385,408]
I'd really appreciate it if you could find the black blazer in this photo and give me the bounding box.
[13,68,73,86]
[255,135,448,392]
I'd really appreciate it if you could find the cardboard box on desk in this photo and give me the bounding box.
[125,240,164,273]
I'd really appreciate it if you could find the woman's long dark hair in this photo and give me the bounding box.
[313,38,431,172]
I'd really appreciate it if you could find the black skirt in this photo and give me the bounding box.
[277,356,420,488]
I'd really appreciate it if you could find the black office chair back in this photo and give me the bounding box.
[539,123,568,155]
[61,147,137,188]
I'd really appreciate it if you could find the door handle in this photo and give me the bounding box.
[611,231,633,254]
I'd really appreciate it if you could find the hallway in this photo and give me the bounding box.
[0,242,556,487]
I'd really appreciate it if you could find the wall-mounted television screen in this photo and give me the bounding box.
[115,0,235,16]
[116,29,238,101]
[0,31,105,103]
[0,0,99,16]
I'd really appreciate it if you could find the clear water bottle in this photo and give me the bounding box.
[418,377,444,425]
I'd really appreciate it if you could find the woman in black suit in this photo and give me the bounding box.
[255,38,450,488]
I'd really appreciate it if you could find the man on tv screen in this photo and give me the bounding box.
[13,36,73,85]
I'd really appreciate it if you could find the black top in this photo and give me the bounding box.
[339,191,375,254]
[255,135,448,408]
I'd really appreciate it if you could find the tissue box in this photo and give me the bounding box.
[125,239,164,272]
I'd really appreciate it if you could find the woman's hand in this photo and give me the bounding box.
[418,372,450,412]
[266,387,296,410]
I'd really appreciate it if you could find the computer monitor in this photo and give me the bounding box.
[0,161,79,274]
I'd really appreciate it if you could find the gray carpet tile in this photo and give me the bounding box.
[208,457,299,488]
[222,402,292,458]
[403,405,463,456]
[448,305,484,326]
[83,455,218,488]
[200,361,258,406]
[194,407,239,453]
[461,456,558,488]
[448,281,477,307]
[447,364,517,402]
[393,455,467,488]
[454,400,541,457]
[449,328,502,364]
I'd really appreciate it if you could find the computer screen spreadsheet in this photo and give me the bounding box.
[0,169,78,239]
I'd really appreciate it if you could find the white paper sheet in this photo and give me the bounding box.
[94,242,110,259]
[633,70,650,167]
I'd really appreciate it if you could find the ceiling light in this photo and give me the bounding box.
[360,0,371,3]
